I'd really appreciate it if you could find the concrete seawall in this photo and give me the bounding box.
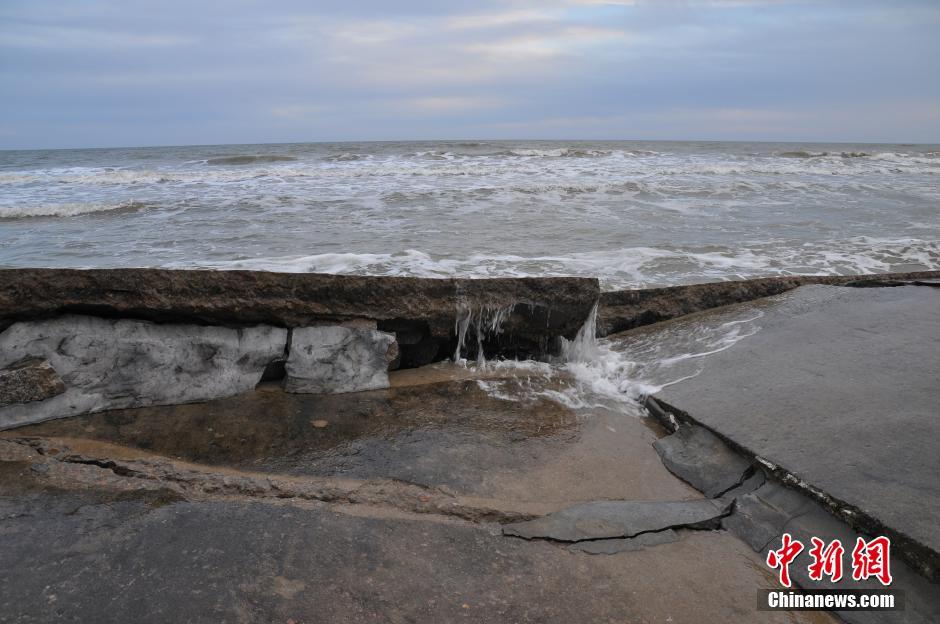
[0,269,600,429]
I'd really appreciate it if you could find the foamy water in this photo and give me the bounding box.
[1,140,938,289]
[467,302,765,412]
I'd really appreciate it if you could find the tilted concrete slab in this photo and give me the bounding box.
[652,285,940,579]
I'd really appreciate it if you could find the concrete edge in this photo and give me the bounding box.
[644,395,940,584]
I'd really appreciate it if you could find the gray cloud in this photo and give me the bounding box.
[1,0,938,147]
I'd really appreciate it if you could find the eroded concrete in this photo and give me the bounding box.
[0,315,287,429]
[653,422,753,498]
[597,269,940,336]
[285,326,397,394]
[0,357,65,407]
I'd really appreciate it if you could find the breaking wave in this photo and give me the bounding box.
[0,200,145,219]
[191,237,940,291]
[777,150,873,158]
[322,153,370,162]
[496,148,658,158]
[205,155,297,165]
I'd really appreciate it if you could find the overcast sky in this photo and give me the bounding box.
[2,0,939,149]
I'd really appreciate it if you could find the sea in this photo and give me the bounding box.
[1,140,938,291]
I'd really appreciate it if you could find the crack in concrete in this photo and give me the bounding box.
[1,437,543,526]
[645,396,940,584]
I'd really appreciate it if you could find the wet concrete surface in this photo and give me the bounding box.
[8,375,698,505]
[653,285,940,576]
[0,469,837,624]
[0,360,841,622]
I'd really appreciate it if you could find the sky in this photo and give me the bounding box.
[1,0,939,149]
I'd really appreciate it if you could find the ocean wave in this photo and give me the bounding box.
[322,153,370,162]
[186,238,940,291]
[205,155,297,165]
[777,150,875,159]
[0,200,145,219]
[3,149,937,191]
[778,150,828,158]
[0,166,310,186]
[496,147,660,158]
[497,148,614,158]
[409,150,458,160]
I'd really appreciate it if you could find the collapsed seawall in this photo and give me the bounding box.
[2,267,939,431]
[0,268,599,429]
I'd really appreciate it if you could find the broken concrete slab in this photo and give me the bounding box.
[724,481,940,624]
[0,315,287,429]
[502,498,729,542]
[723,481,818,552]
[0,358,65,407]
[653,423,752,498]
[284,326,397,394]
[0,268,599,362]
[652,285,940,580]
[719,470,766,507]
[568,529,680,554]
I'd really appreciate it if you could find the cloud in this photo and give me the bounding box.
[0,25,194,49]
[444,9,557,30]
[395,96,509,114]
[1,0,939,147]
[269,104,328,119]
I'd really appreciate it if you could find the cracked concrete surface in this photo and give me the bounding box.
[0,371,835,624]
[652,285,940,582]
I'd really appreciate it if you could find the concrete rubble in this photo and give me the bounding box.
[285,326,397,394]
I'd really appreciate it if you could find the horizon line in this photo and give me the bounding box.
[3,137,939,152]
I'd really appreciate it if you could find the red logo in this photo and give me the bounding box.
[766,534,892,588]
[766,532,804,588]
[807,537,844,582]
[851,536,893,586]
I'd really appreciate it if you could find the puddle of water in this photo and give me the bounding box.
[6,380,579,483]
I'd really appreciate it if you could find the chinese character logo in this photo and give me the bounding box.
[766,532,804,588]
[851,536,893,586]
[807,537,844,582]
[766,534,892,588]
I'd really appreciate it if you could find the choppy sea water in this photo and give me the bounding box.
[1,140,938,290]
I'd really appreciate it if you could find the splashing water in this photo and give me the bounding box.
[472,300,765,413]
[452,304,516,367]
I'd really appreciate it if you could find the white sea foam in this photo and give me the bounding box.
[1,140,937,285]
[2,145,936,193]
[193,237,940,291]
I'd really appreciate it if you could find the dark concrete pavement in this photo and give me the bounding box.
[654,285,940,577]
